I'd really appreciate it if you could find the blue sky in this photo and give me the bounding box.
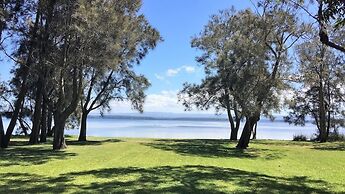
[124,0,254,113]
[136,0,253,93]
[0,0,255,113]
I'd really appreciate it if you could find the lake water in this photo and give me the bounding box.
[3,113,344,140]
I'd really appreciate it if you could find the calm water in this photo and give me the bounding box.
[3,113,344,140]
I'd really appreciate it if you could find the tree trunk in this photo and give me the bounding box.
[318,54,327,143]
[3,84,27,148]
[47,109,53,137]
[252,122,257,140]
[53,116,67,150]
[226,108,237,140]
[236,115,258,149]
[230,127,238,141]
[78,111,88,141]
[29,78,43,144]
[318,86,327,142]
[40,98,48,142]
[0,114,5,148]
[18,117,29,136]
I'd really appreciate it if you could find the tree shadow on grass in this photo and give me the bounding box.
[0,146,77,166]
[311,142,345,151]
[143,139,285,160]
[0,165,335,193]
[0,138,122,166]
[253,140,345,151]
[66,139,122,146]
[252,140,315,147]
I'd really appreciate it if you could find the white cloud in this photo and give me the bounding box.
[184,66,196,73]
[166,69,180,77]
[166,65,196,77]
[154,73,165,80]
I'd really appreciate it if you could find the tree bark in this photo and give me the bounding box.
[29,78,43,144]
[47,108,53,137]
[226,107,237,140]
[318,79,327,142]
[40,98,48,142]
[318,46,327,143]
[252,122,257,140]
[236,115,259,149]
[53,116,67,150]
[0,114,5,148]
[78,110,88,141]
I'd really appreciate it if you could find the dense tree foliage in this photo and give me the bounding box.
[182,2,305,148]
[0,0,160,149]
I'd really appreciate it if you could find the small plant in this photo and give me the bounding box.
[293,134,308,141]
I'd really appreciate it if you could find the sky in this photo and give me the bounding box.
[0,0,255,114]
[111,0,254,113]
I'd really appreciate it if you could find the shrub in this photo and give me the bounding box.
[328,131,345,142]
[293,134,308,141]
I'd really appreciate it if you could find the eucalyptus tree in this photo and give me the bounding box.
[76,0,159,141]
[285,32,345,142]
[236,2,304,149]
[189,2,303,149]
[186,8,268,144]
[0,0,56,148]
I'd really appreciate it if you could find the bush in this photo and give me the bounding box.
[328,131,345,142]
[293,134,308,141]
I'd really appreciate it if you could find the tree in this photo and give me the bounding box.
[76,0,160,141]
[189,2,302,149]
[285,32,345,142]
[235,2,304,149]
[1,0,44,148]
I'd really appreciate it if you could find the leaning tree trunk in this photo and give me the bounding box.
[236,116,258,149]
[29,78,43,144]
[3,84,27,147]
[78,110,88,142]
[0,114,5,148]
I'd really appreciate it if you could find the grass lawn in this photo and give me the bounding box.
[1,137,345,193]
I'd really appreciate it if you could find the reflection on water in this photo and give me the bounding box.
[2,114,344,140]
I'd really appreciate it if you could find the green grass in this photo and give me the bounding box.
[1,137,345,193]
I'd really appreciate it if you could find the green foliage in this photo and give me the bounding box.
[322,0,345,28]
[292,134,308,141]
[284,32,345,140]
